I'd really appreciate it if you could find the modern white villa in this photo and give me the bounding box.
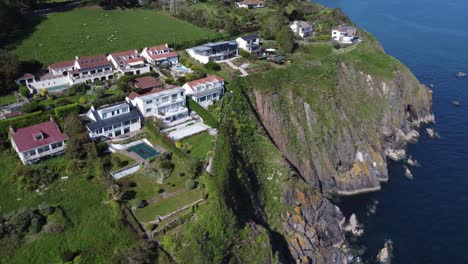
[290,21,313,38]
[186,41,238,64]
[183,75,224,108]
[107,50,151,76]
[235,35,261,54]
[235,0,266,9]
[127,76,188,125]
[332,24,359,44]
[85,102,142,139]
[140,44,179,66]
[10,119,69,164]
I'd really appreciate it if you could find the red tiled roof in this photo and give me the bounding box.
[109,50,137,58]
[4,111,22,119]
[77,54,111,69]
[134,76,162,89]
[149,51,178,61]
[148,44,169,52]
[185,75,224,91]
[11,119,69,152]
[18,73,35,80]
[48,60,75,70]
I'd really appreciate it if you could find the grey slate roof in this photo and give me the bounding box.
[86,109,140,131]
[241,35,259,41]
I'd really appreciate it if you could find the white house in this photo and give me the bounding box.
[235,0,266,9]
[107,50,151,76]
[332,24,358,44]
[186,41,238,64]
[290,21,313,38]
[127,76,188,125]
[183,75,225,108]
[235,35,261,54]
[85,102,142,139]
[10,118,69,164]
[68,54,115,85]
[141,44,179,66]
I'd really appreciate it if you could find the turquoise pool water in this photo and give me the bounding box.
[127,143,159,159]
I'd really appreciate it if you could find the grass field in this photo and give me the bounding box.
[0,150,137,263]
[110,152,137,171]
[181,132,214,160]
[14,8,220,65]
[0,94,19,107]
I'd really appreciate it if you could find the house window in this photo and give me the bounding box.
[37,145,50,154]
[131,118,139,124]
[146,100,153,104]
[122,107,129,113]
[113,123,121,129]
[104,126,112,132]
[123,120,130,126]
[25,149,36,157]
[171,94,177,100]
[51,141,63,149]
[146,108,152,113]
[102,112,108,119]
[162,96,169,103]
[180,92,184,96]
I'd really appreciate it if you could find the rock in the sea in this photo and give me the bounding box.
[404,166,414,179]
[385,148,406,161]
[426,128,440,138]
[344,213,364,236]
[456,72,467,78]
[407,156,419,167]
[377,240,393,263]
[452,101,460,106]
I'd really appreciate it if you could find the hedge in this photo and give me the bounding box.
[187,98,219,129]
[144,119,186,158]
[54,103,80,119]
[0,111,49,138]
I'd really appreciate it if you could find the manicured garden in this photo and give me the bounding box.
[180,132,214,160]
[14,8,221,65]
[0,94,19,106]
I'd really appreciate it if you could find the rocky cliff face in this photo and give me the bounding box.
[240,43,433,263]
[250,60,432,195]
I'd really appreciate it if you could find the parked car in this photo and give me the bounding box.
[267,55,286,64]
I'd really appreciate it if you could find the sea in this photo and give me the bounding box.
[315,0,468,263]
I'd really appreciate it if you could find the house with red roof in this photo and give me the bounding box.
[10,118,69,164]
[68,54,115,84]
[126,76,188,125]
[140,44,179,66]
[182,75,225,108]
[107,50,150,76]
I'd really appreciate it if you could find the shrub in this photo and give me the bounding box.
[131,199,145,209]
[55,98,73,107]
[111,156,122,168]
[79,97,87,105]
[61,250,80,263]
[40,88,48,96]
[19,85,29,97]
[276,26,295,53]
[20,101,42,113]
[314,34,331,41]
[187,98,218,128]
[240,50,257,61]
[54,103,80,120]
[185,179,197,190]
[66,83,87,96]
[204,61,221,71]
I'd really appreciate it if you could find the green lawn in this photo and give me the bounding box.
[181,132,214,160]
[134,187,204,222]
[0,151,137,263]
[0,94,19,106]
[110,152,137,171]
[14,8,220,65]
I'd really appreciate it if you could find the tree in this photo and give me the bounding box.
[276,26,295,53]
[20,101,41,113]
[19,85,29,97]
[63,113,85,136]
[0,50,20,95]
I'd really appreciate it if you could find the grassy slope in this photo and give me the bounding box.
[14,8,219,65]
[0,151,136,263]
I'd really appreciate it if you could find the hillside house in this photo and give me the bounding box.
[127,76,188,125]
[85,102,142,139]
[332,24,358,44]
[290,21,313,38]
[235,0,266,9]
[141,44,179,66]
[183,75,224,108]
[68,54,114,85]
[236,35,261,54]
[186,41,238,64]
[10,118,69,164]
[107,50,150,76]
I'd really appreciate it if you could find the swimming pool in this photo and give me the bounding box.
[127,143,159,159]
[175,65,191,73]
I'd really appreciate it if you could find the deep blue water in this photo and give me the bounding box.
[315,0,468,263]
